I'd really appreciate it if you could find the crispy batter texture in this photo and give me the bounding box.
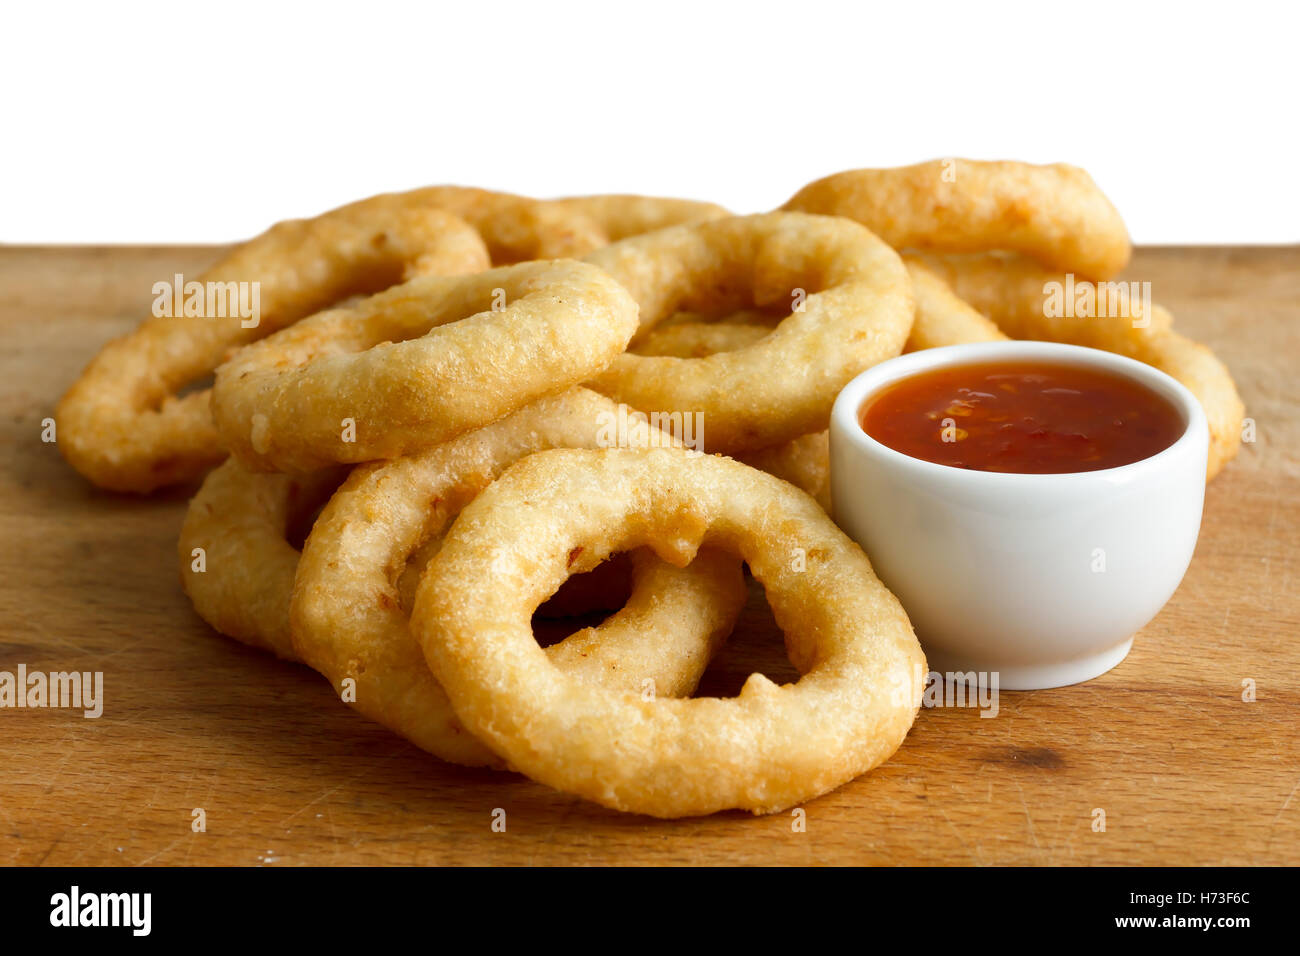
[57,208,490,492]
[782,159,1131,279]
[585,212,913,454]
[212,261,639,472]
[178,459,346,659]
[556,194,731,241]
[627,316,827,507]
[291,390,746,767]
[637,306,786,352]
[627,313,824,507]
[736,431,833,512]
[412,447,926,817]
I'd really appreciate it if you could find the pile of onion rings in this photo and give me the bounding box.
[778,159,1243,482]
[56,164,1243,817]
[58,205,491,491]
[288,388,746,766]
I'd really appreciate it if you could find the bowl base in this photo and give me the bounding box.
[923,638,1134,691]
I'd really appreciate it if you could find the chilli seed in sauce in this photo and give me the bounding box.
[860,360,1185,474]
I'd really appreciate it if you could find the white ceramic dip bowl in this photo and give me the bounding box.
[829,341,1209,690]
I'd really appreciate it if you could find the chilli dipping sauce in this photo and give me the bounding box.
[859,360,1185,474]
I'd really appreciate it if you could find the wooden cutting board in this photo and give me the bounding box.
[1,245,1296,866]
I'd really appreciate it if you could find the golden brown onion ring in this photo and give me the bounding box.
[178,459,346,659]
[585,212,913,455]
[781,159,1131,279]
[902,259,1007,351]
[212,261,638,472]
[412,446,926,817]
[917,252,1170,348]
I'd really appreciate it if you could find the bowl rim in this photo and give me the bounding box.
[830,341,1210,484]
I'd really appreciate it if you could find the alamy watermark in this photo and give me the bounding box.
[0,664,103,718]
[922,669,999,718]
[50,886,150,936]
[883,663,1000,717]
[153,273,261,328]
[595,402,704,454]
[1043,274,1152,329]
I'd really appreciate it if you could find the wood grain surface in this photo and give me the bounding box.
[1,245,1296,866]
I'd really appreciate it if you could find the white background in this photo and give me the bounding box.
[3,0,1297,244]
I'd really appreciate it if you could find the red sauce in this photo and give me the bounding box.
[860,360,1184,474]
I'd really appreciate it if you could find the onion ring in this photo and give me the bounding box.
[556,194,731,241]
[178,459,346,659]
[916,252,1171,348]
[57,207,490,492]
[584,212,913,454]
[735,431,833,512]
[903,259,1007,351]
[212,261,639,472]
[1125,329,1244,480]
[627,317,831,508]
[781,159,1131,279]
[357,185,607,263]
[411,446,925,816]
[637,261,1007,358]
[175,400,673,660]
[290,389,746,767]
